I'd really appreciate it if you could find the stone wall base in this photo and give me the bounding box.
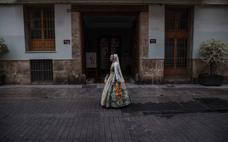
[53,59,85,84]
[1,59,228,84]
[192,59,228,83]
[0,60,30,84]
[137,59,228,84]
[137,59,164,84]
[0,59,85,84]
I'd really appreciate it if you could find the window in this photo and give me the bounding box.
[24,6,55,51]
[30,60,53,82]
[164,7,191,76]
[165,8,189,32]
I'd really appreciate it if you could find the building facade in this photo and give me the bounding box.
[0,0,228,84]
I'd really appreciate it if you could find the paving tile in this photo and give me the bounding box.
[0,86,228,142]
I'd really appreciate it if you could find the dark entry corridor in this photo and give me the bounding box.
[83,15,138,82]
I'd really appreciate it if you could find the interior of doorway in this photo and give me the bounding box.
[82,13,138,83]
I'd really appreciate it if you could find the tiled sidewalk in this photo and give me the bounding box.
[0,86,228,142]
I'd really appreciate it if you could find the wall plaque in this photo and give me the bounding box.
[150,39,156,44]
[63,40,70,45]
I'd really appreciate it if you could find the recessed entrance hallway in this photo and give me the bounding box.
[83,14,138,82]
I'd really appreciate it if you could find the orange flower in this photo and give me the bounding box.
[115,82,122,97]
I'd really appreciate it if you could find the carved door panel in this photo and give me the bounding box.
[97,36,120,76]
[165,7,191,76]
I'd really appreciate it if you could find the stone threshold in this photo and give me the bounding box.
[0,84,228,89]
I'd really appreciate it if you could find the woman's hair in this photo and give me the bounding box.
[113,54,118,62]
[110,54,114,61]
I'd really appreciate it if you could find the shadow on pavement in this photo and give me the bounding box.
[121,98,228,118]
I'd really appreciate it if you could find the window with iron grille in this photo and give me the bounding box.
[30,60,53,82]
[24,6,55,51]
[165,8,190,68]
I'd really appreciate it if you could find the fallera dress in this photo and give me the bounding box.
[100,58,131,108]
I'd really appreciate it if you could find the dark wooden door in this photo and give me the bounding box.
[97,36,120,77]
[165,7,191,76]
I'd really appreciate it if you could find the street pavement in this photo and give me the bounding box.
[0,84,228,142]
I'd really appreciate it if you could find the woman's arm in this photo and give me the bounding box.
[114,62,121,82]
[104,74,109,83]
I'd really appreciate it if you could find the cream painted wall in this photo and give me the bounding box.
[1,5,228,60]
[148,5,165,59]
[148,5,228,59]
[193,6,228,59]
[0,4,72,60]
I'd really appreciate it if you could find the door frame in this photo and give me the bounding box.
[164,5,193,77]
[79,6,144,82]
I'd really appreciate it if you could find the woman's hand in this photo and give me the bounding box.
[104,74,109,83]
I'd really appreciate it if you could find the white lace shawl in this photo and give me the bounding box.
[113,54,125,83]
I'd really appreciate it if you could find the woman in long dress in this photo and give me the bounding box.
[100,54,131,108]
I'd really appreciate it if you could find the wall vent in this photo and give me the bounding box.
[30,60,53,82]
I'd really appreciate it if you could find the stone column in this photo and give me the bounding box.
[139,12,149,58]
[71,11,85,83]
[138,11,150,82]
[72,12,82,61]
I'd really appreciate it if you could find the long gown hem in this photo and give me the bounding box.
[100,62,131,108]
[102,103,131,109]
